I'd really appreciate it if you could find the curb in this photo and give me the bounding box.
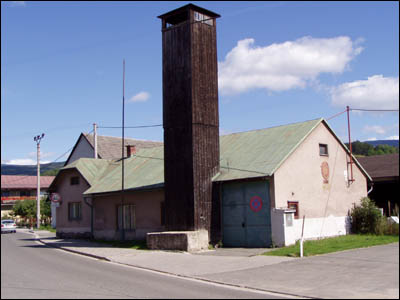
[32,232,111,262]
[29,231,312,299]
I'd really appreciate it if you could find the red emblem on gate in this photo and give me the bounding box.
[250,196,263,212]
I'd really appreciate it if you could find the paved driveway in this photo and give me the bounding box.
[198,243,399,299]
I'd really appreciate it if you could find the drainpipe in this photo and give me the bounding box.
[84,197,94,238]
[367,182,374,195]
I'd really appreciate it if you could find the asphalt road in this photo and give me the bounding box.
[1,232,289,299]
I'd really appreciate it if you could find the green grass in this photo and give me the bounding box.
[92,239,148,250]
[36,225,56,233]
[263,234,399,257]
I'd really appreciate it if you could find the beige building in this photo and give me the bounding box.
[49,118,370,247]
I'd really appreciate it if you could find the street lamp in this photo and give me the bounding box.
[34,133,45,229]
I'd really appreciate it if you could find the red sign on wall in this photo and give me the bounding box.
[250,196,263,212]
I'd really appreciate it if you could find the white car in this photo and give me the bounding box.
[1,219,17,233]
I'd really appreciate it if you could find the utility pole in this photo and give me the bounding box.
[34,133,45,229]
[93,123,98,159]
[346,106,354,183]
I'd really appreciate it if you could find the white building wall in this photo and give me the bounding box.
[67,136,94,165]
[271,122,368,245]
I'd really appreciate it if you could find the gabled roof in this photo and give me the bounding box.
[215,118,323,181]
[84,147,165,195]
[64,133,163,166]
[1,175,55,190]
[357,154,399,179]
[61,158,114,187]
[58,118,370,196]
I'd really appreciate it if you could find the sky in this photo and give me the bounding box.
[1,1,399,165]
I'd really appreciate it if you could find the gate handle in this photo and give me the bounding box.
[242,222,245,228]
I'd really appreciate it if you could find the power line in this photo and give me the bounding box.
[350,108,399,112]
[326,107,399,121]
[98,124,162,129]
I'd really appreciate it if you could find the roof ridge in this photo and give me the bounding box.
[85,133,162,143]
[221,117,323,136]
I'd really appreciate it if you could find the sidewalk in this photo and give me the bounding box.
[26,229,399,299]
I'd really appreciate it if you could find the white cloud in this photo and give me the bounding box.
[218,36,363,95]
[129,91,150,102]
[330,75,399,109]
[386,135,399,140]
[366,137,377,141]
[3,158,51,165]
[9,1,26,7]
[363,125,386,135]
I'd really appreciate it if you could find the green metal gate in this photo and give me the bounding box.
[222,180,271,247]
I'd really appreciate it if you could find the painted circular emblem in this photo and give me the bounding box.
[250,196,263,212]
[50,193,61,203]
[321,162,329,183]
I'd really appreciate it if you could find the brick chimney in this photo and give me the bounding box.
[126,145,136,157]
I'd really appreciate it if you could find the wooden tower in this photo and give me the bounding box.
[158,4,220,232]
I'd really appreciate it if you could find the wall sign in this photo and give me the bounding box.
[250,196,263,212]
[50,193,61,203]
[321,161,329,183]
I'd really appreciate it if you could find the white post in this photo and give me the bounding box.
[94,123,98,159]
[34,133,44,230]
[300,215,305,258]
[37,142,41,229]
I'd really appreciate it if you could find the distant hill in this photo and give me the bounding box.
[364,140,399,148]
[1,162,65,176]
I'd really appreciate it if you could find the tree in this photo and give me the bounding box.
[12,198,51,227]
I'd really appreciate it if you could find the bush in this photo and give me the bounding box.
[350,197,382,234]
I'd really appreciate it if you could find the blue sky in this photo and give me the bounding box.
[1,1,399,165]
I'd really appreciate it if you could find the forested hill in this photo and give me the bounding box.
[346,140,399,156]
[1,162,64,176]
[364,139,399,148]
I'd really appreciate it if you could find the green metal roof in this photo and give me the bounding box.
[59,118,370,196]
[83,146,164,195]
[215,118,322,181]
[61,158,112,186]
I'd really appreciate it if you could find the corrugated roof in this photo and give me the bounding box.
[357,154,399,179]
[61,118,370,196]
[216,118,322,181]
[61,158,113,186]
[84,134,163,160]
[1,175,55,189]
[83,147,164,195]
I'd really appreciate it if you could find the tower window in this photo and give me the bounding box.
[194,11,213,26]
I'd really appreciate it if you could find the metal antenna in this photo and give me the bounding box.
[121,59,125,241]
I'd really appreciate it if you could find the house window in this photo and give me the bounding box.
[68,202,82,221]
[288,201,299,219]
[117,204,135,231]
[70,176,80,185]
[20,190,30,197]
[319,144,329,156]
[160,202,165,226]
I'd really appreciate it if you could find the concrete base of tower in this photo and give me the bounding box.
[146,230,209,252]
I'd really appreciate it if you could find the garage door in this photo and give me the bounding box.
[222,180,271,247]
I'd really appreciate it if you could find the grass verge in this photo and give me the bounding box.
[93,239,148,250]
[36,225,56,233]
[263,234,399,257]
